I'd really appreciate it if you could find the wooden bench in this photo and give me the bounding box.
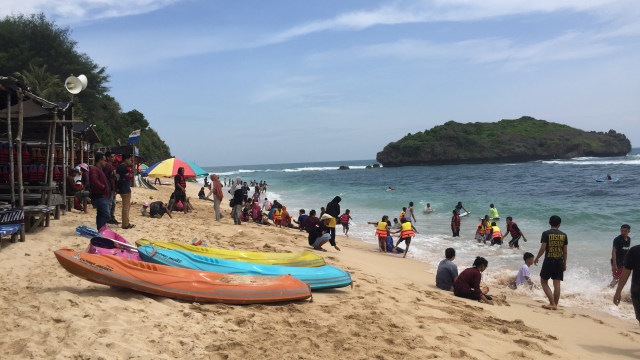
[22,205,57,232]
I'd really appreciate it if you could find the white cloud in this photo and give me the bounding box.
[0,0,184,23]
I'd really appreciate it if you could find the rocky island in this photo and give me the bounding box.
[376,116,631,167]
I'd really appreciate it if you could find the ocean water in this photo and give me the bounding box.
[202,148,640,320]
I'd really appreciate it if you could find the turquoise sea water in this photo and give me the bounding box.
[203,148,639,320]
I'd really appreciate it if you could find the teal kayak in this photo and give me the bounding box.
[137,246,352,290]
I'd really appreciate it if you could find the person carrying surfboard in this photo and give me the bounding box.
[455,202,469,215]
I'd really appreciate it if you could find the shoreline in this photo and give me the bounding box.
[1,182,639,359]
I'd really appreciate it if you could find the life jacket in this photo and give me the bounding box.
[0,143,8,164]
[376,221,387,237]
[400,211,405,220]
[53,165,62,182]
[0,165,8,183]
[340,213,350,224]
[508,222,519,237]
[401,222,415,238]
[29,164,39,182]
[21,144,31,164]
[22,165,29,182]
[492,226,502,239]
[477,222,485,235]
[177,174,186,189]
[274,208,283,221]
[37,164,45,182]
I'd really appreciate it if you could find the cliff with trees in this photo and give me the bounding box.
[376,117,631,167]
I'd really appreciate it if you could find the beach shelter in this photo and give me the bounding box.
[141,157,208,178]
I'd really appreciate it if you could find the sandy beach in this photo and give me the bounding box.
[1,182,639,360]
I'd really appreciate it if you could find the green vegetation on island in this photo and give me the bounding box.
[1,14,171,163]
[376,116,632,167]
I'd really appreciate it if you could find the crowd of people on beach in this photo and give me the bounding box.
[71,162,640,325]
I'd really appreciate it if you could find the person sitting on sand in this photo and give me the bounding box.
[274,203,284,228]
[149,201,172,219]
[392,218,418,258]
[534,215,568,310]
[368,216,390,252]
[281,205,294,228]
[198,187,207,200]
[294,209,308,230]
[263,197,272,211]
[454,257,494,305]
[436,248,458,291]
[141,202,149,216]
[516,252,535,288]
[308,213,334,251]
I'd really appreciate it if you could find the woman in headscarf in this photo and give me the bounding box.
[230,177,243,225]
[205,174,224,221]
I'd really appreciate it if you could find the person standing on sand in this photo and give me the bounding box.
[103,151,118,225]
[534,215,568,310]
[205,174,224,221]
[174,167,188,214]
[368,216,389,253]
[88,152,110,230]
[610,224,631,288]
[408,202,417,223]
[325,196,341,244]
[451,209,461,237]
[613,242,640,326]
[230,177,244,225]
[116,154,134,229]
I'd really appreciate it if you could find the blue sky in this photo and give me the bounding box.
[4,1,640,166]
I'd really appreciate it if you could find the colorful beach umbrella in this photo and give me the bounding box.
[141,158,208,178]
[136,163,148,171]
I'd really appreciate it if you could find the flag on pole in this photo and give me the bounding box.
[128,129,141,144]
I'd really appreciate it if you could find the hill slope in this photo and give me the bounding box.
[376,117,631,167]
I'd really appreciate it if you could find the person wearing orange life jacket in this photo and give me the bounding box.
[392,218,419,258]
[274,203,284,228]
[368,215,390,253]
[490,222,503,246]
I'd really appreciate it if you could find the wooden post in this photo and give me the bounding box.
[16,89,24,207]
[5,91,15,206]
[48,113,57,208]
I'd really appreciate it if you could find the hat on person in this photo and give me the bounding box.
[143,202,149,207]
[72,166,81,173]
[320,213,333,221]
[78,163,88,172]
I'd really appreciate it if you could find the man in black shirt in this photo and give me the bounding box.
[116,154,134,229]
[534,215,567,310]
[610,224,631,288]
[614,243,640,326]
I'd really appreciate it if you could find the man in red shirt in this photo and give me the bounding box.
[89,153,110,230]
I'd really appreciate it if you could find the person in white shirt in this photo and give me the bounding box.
[516,252,535,288]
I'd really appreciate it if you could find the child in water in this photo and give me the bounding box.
[368,216,389,253]
[340,209,352,237]
[392,218,418,258]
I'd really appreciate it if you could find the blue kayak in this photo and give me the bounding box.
[596,178,619,182]
[137,245,352,290]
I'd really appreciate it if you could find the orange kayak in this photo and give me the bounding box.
[54,249,311,304]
